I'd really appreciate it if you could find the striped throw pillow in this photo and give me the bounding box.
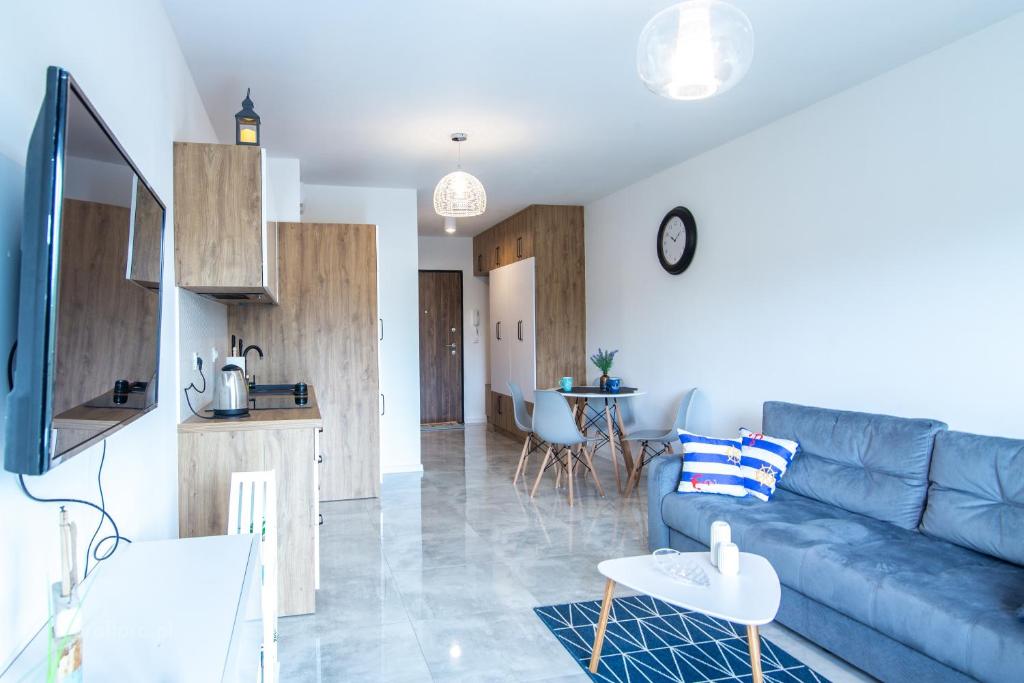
[739,428,800,501]
[676,430,747,497]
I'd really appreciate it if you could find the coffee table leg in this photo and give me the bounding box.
[589,579,616,673]
[747,624,763,683]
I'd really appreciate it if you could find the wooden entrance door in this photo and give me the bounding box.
[418,271,463,424]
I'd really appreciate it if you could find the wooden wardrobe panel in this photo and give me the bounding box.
[229,223,380,500]
[173,142,263,290]
[533,205,586,389]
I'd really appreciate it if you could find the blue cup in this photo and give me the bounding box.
[606,377,622,393]
[559,376,573,392]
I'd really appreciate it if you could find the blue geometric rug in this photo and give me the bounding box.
[535,595,830,682]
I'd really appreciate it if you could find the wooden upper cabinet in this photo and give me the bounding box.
[509,210,534,262]
[473,231,488,276]
[173,142,278,304]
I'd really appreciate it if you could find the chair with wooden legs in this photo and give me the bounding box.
[509,382,547,485]
[622,388,698,496]
[529,390,605,506]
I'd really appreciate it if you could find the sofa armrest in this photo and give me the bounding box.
[647,455,684,551]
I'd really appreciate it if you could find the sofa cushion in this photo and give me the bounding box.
[763,401,946,530]
[738,428,799,501]
[921,430,1024,566]
[675,430,747,497]
[661,489,1024,682]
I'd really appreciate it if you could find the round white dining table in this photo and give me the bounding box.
[553,387,645,494]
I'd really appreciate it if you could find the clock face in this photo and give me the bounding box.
[657,207,697,275]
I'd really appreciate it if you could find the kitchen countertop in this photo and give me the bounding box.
[178,385,322,433]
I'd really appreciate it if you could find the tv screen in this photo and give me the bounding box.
[4,67,165,475]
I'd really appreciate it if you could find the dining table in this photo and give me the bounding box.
[555,386,645,494]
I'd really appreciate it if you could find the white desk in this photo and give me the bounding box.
[589,552,781,681]
[2,534,261,682]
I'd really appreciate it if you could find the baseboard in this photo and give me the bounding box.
[464,416,487,425]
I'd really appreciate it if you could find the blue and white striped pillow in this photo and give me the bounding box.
[676,430,747,497]
[739,428,800,501]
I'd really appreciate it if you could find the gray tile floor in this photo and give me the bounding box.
[278,425,873,682]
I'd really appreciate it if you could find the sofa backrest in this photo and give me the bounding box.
[920,430,1024,566]
[763,402,946,530]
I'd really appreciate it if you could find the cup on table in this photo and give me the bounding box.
[717,542,740,576]
[559,376,573,392]
[709,520,731,567]
[606,377,621,393]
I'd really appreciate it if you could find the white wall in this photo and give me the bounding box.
[301,184,422,473]
[585,14,1024,440]
[418,236,489,424]
[0,0,216,666]
[266,157,301,222]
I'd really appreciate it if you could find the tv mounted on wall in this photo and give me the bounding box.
[4,67,165,475]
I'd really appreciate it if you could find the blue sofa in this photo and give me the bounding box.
[648,401,1024,682]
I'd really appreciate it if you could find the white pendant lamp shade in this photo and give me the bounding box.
[637,0,754,101]
[433,170,487,217]
[434,132,487,218]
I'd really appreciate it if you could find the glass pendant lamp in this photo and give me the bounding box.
[637,0,754,101]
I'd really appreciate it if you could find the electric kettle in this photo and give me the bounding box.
[212,364,249,417]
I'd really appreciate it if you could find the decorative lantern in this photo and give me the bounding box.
[234,88,261,146]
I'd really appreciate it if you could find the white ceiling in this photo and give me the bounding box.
[163,0,1024,236]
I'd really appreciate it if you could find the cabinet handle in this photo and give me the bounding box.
[380,393,385,416]
[495,245,501,266]
[379,317,384,341]
[517,320,523,341]
[495,321,501,340]
[319,513,324,526]
[477,254,482,272]
[517,236,522,258]
[497,396,502,415]
[317,453,323,464]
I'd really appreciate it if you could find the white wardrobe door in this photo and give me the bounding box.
[489,264,512,396]
[510,258,537,402]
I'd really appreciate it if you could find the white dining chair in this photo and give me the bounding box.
[228,470,279,683]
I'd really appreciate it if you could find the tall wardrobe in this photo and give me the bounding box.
[476,205,586,438]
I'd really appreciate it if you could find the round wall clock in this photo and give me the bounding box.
[656,206,697,275]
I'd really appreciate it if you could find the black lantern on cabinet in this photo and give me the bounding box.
[234,88,260,146]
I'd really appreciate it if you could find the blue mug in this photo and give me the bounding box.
[559,376,573,392]
[606,377,622,393]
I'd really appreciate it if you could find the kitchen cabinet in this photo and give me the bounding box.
[178,388,323,617]
[482,206,585,438]
[229,222,381,501]
[173,142,278,303]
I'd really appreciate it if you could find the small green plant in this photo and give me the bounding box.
[589,348,618,374]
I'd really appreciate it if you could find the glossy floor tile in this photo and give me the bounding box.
[277,425,872,682]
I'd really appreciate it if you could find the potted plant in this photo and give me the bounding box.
[589,348,618,392]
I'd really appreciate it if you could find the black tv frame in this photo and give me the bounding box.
[4,67,166,475]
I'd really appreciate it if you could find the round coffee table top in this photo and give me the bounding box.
[597,552,780,625]
[554,387,646,398]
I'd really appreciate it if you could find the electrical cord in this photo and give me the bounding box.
[184,358,215,419]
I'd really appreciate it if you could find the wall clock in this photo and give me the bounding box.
[657,206,697,275]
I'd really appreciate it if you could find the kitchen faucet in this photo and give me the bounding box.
[242,344,264,388]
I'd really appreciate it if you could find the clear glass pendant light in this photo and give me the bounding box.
[637,0,754,100]
[434,133,487,217]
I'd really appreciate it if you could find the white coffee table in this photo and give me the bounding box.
[589,552,781,682]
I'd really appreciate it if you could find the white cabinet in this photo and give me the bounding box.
[489,258,537,401]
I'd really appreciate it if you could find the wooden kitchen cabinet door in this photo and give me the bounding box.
[230,223,380,501]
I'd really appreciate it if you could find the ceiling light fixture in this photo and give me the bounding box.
[444,217,457,234]
[637,0,754,101]
[433,133,486,218]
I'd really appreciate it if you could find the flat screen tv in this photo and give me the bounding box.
[4,67,165,475]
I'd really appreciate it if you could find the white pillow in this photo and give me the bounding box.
[676,430,747,497]
[739,428,800,501]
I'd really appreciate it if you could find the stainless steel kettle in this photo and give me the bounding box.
[212,364,249,417]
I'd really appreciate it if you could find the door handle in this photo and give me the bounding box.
[380,393,385,416]
[496,321,501,340]
[379,317,383,341]
[517,320,523,341]
[445,342,457,355]
[317,453,323,464]
[319,513,324,526]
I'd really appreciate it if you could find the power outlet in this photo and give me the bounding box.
[191,352,201,371]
